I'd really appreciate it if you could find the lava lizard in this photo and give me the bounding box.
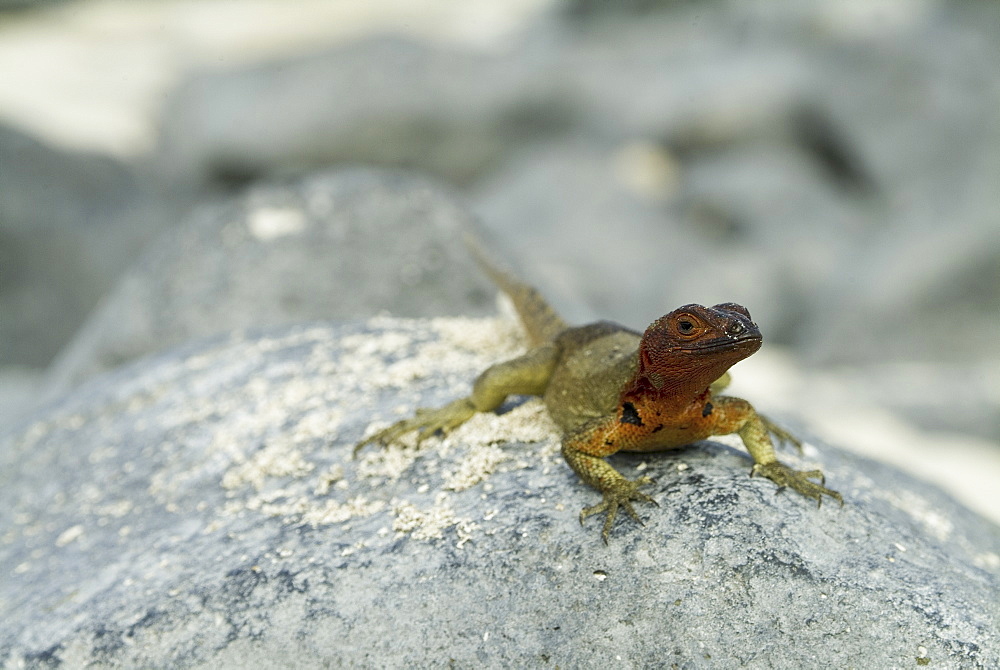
[355,248,841,542]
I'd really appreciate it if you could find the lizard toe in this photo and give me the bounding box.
[752,461,842,507]
[353,398,477,454]
[580,476,657,543]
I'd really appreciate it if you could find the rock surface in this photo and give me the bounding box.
[156,36,565,189]
[0,122,169,368]
[42,168,495,394]
[2,318,997,668]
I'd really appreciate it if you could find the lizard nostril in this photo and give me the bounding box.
[728,322,745,337]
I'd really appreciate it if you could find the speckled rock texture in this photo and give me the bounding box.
[2,318,997,668]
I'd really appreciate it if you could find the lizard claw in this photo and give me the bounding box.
[579,476,657,544]
[751,461,842,507]
[353,398,476,458]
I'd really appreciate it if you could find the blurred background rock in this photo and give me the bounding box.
[0,0,996,519]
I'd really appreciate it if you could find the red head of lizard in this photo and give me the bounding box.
[624,302,762,402]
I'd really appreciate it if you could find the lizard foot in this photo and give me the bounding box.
[760,415,804,454]
[751,461,842,507]
[579,476,658,544]
[353,398,476,457]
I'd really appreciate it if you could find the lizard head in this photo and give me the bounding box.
[632,303,762,396]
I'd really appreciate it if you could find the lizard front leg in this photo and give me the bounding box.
[561,419,657,544]
[708,373,801,453]
[710,396,841,505]
[355,343,559,454]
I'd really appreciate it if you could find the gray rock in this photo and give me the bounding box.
[2,318,997,668]
[156,37,567,188]
[0,0,67,12]
[561,0,695,19]
[0,123,169,368]
[43,168,495,394]
[0,367,42,433]
[782,2,1000,365]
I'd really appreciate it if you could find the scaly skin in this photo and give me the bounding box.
[356,256,841,542]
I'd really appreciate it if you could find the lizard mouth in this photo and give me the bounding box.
[679,335,761,353]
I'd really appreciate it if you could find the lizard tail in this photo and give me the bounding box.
[464,232,568,347]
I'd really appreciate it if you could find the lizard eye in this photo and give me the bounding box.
[675,315,701,337]
[665,306,707,339]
